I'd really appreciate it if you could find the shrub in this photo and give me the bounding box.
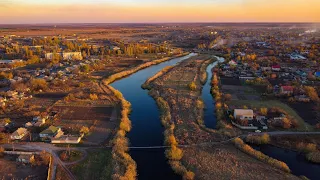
[89,93,98,100]
[211,73,219,86]
[80,126,90,135]
[166,135,178,146]
[80,64,90,73]
[224,94,232,101]
[0,147,4,157]
[297,142,317,153]
[233,138,290,173]
[143,65,174,89]
[188,82,197,91]
[166,145,183,161]
[196,99,204,109]
[246,133,270,145]
[304,86,319,102]
[282,118,292,129]
[30,78,48,91]
[306,151,320,163]
[260,108,268,116]
[107,85,136,179]
[183,171,195,180]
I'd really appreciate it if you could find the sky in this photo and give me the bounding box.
[0,0,319,24]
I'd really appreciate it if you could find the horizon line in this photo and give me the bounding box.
[0,22,319,26]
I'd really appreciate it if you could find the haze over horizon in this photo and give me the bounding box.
[0,0,319,24]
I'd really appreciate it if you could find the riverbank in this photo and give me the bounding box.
[104,53,190,85]
[146,54,298,179]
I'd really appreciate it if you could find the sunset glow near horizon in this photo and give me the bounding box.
[0,0,319,24]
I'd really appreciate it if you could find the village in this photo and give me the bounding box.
[0,23,319,180]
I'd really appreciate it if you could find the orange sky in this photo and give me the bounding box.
[0,0,319,23]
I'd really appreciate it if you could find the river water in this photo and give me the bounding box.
[110,53,196,180]
[202,56,225,129]
[252,145,320,180]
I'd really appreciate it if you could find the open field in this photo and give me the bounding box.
[285,101,319,125]
[221,85,260,101]
[52,105,117,144]
[69,149,112,180]
[183,144,298,180]
[228,100,313,131]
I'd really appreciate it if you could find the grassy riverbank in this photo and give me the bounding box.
[104,53,189,85]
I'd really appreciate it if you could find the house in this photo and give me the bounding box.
[17,154,35,163]
[111,46,121,51]
[39,126,61,138]
[296,70,307,77]
[272,65,281,72]
[6,90,18,98]
[11,128,28,140]
[62,52,83,60]
[25,122,33,128]
[290,53,307,61]
[295,95,310,102]
[234,109,254,120]
[261,66,271,71]
[51,135,82,144]
[0,59,23,65]
[229,60,237,66]
[280,86,294,94]
[45,52,83,61]
[34,117,46,127]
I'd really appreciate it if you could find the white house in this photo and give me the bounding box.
[11,128,28,140]
[45,52,83,60]
[290,53,307,61]
[234,109,254,120]
[51,135,82,144]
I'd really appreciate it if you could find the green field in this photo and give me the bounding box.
[70,149,112,180]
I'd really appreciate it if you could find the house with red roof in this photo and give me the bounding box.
[280,86,294,95]
[272,65,281,72]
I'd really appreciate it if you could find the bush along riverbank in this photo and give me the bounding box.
[296,142,320,164]
[104,53,189,85]
[155,95,195,180]
[141,65,174,90]
[108,85,137,180]
[210,71,233,132]
[199,58,216,85]
[233,137,291,173]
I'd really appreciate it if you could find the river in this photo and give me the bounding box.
[252,145,320,180]
[110,53,196,180]
[202,56,225,129]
